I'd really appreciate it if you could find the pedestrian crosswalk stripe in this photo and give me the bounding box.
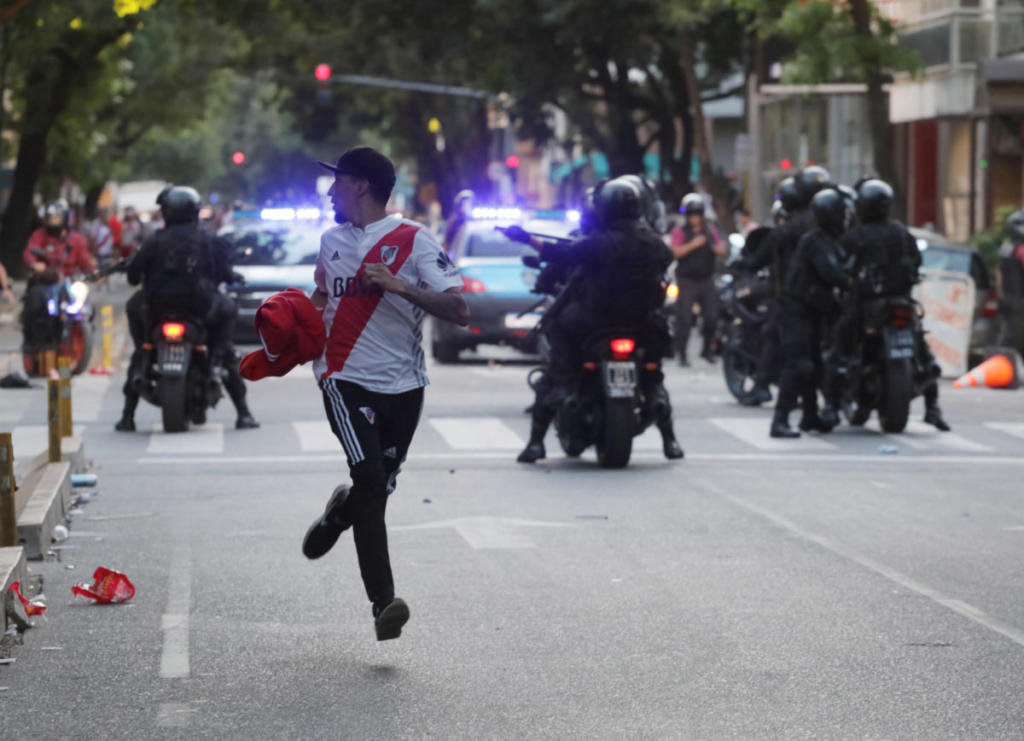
[709,417,837,451]
[146,423,224,455]
[292,420,339,452]
[901,422,993,453]
[984,422,1024,441]
[429,417,524,450]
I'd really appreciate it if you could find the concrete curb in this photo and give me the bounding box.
[16,462,71,560]
[0,546,28,635]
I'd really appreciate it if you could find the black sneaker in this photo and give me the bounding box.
[114,417,136,432]
[302,485,351,559]
[235,414,260,429]
[373,598,410,641]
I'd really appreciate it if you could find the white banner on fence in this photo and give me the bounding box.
[913,269,975,378]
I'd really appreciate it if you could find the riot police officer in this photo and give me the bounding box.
[771,187,854,438]
[825,179,950,431]
[116,186,258,431]
[738,167,832,406]
[516,177,683,462]
[999,209,1024,352]
[671,193,724,365]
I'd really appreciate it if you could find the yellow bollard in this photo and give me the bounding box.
[101,305,114,372]
[58,356,73,437]
[47,379,61,463]
[0,433,14,547]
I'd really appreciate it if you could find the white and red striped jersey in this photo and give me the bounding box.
[312,215,462,393]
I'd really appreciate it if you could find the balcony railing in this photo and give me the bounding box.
[896,2,1024,70]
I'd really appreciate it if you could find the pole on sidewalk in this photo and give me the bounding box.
[47,379,61,463]
[58,356,73,437]
[0,433,15,547]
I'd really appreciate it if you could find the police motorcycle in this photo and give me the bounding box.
[715,228,773,401]
[504,230,665,469]
[112,261,227,433]
[833,268,924,434]
[21,251,96,377]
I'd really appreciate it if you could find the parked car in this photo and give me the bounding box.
[911,227,1000,359]
[431,213,574,363]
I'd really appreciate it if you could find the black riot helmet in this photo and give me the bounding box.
[160,186,201,226]
[794,166,832,208]
[1005,209,1024,244]
[42,199,70,236]
[777,177,801,213]
[771,199,788,225]
[680,192,705,217]
[620,174,665,232]
[855,179,894,223]
[811,187,855,237]
[156,185,174,208]
[594,177,642,227]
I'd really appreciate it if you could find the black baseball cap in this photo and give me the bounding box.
[318,147,396,196]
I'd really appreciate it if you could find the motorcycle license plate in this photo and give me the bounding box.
[157,342,190,376]
[604,361,636,398]
[505,313,541,329]
[886,329,915,360]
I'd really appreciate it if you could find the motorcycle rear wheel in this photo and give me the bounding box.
[158,377,189,433]
[878,360,912,433]
[596,398,634,469]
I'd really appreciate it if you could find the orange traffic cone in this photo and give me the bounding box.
[953,352,1019,389]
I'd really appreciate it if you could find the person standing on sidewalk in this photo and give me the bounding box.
[302,147,469,641]
[670,193,725,365]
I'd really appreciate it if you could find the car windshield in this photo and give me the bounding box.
[920,246,971,274]
[228,225,320,266]
[463,231,537,259]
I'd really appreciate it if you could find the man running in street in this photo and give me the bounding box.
[302,147,469,641]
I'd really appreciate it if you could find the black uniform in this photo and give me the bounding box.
[673,221,720,362]
[999,239,1024,351]
[739,208,816,396]
[833,220,945,422]
[119,224,255,427]
[773,228,851,431]
[518,220,680,462]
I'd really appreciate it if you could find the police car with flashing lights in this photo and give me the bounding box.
[431,207,578,363]
[220,208,324,344]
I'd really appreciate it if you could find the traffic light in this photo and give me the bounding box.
[506,155,520,169]
[780,158,792,171]
[314,64,332,82]
[232,151,245,165]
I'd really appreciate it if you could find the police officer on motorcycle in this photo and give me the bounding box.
[516,177,683,463]
[822,179,950,431]
[999,208,1024,353]
[20,200,96,355]
[115,186,259,431]
[771,187,854,438]
[737,168,831,406]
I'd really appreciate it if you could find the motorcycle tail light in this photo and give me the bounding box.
[162,322,186,340]
[981,289,999,319]
[610,338,636,358]
[889,306,912,328]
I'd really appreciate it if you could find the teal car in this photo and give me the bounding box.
[431,217,573,363]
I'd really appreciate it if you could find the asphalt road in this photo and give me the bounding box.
[2,335,1024,740]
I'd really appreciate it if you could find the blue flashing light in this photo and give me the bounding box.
[471,206,522,220]
[258,207,322,221]
[566,209,581,223]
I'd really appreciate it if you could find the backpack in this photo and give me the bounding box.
[149,227,213,316]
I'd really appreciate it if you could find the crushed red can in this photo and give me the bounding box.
[9,581,47,616]
[71,567,135,604]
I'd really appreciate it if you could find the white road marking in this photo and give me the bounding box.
[70,374,110,422]
[394,516,573,549]
[156,702,195,728]
[134,452,1024,466]
[709,417,837,450]
[429,416,524,450]
[159,544,191,680]
[147,422,224,455]
[985,422,1024,441]
[292,420,338,451]
[901,421,993,452]
[724,491,1024,649]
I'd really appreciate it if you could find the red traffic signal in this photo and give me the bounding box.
[780,158,792,171]
[232,151,246,165]
[314,64,331,82]
[506,155,520,169]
